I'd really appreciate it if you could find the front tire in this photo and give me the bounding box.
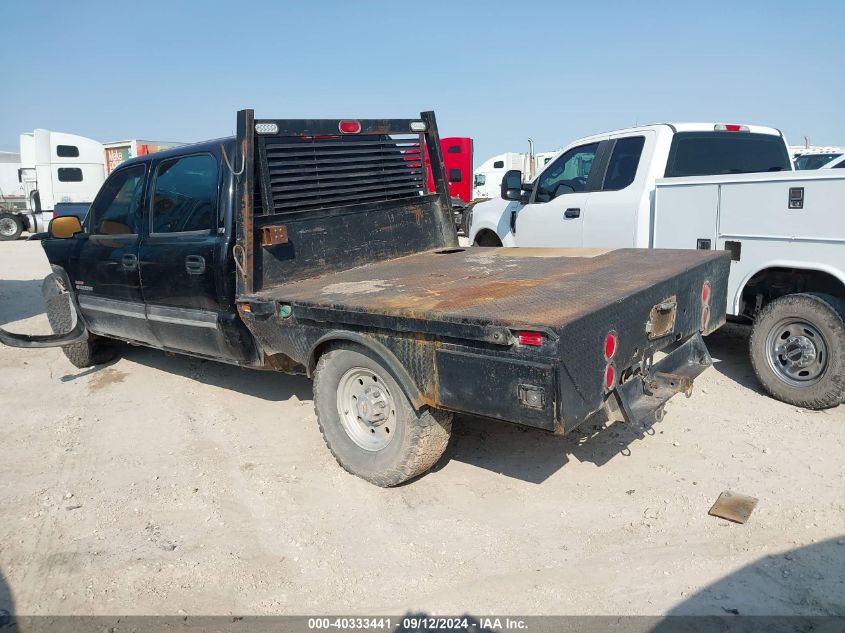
[0,213,23,241]
[313,345,452,486]
[749,293,845,409]
[43,275,117,369]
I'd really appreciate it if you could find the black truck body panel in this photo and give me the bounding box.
[1,109,731,440]
[240,247,729,432]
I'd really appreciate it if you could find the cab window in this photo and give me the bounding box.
[602,136,645,191]
[89,164,146,235]
[151,154,218,234]
[535,143,599,201]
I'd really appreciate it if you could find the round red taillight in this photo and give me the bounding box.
[604,331,617,360]
[338,120,362,134]
[604,363,616,390]
[701,281,711,305]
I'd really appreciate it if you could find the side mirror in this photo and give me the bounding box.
[500,169,523,201]
[49,216,83,239]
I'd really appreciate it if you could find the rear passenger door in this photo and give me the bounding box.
[138,153,247,361]
[582,132,652,247]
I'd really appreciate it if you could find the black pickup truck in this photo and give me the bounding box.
[0,110,730,486]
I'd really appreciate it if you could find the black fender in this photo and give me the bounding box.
[0,270,88,348]
[307,330,425,409]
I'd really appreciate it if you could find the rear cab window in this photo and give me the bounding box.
[664,132,791,177]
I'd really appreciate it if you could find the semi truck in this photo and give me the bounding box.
[0,130,106,240]
[0,109,730,486]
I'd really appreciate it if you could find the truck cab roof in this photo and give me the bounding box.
[570,122,783,145]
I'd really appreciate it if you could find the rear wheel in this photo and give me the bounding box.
[43,274,118,369]
[313,345,452,486]
[749,293,845,409]
[0,213,23,241]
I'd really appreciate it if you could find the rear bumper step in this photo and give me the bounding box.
[614,332,712,424]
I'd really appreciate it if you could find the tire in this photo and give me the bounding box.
[749,293,845,409]
[43,274,117,369]
[313,345,452,486]
[0,213,23,241]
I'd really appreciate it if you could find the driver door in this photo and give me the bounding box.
[513,142,600,248]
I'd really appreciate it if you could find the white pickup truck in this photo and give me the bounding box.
[468,123,845,409]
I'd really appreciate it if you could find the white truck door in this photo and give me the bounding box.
[513,142,599,247]
[583,132,654,247]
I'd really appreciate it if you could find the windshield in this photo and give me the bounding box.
[665,132,791,177]
[795,153,842,170]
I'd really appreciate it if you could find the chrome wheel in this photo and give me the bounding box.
[765,318,828,387]
[0,217,18,237]
[336,367,397,451]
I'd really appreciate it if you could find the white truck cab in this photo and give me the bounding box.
[469,123,845,410]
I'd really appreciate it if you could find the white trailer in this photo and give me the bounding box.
[471,150,557,200]
[103,139,183,175]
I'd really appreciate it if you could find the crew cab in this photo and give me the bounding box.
[0,110,730,486]
[469,123,845,410]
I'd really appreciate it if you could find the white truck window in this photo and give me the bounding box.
[602,136,645,191]
[665,132,791,177]
[535,143,598,201]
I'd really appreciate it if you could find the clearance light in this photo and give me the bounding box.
[410,121,427,132]
[239,302,252,313]
[604,331,618,360]
[604,364,616,391]
[714,124,749,132]
[338,120,362,134]
[518,331,544,346]
[255,122,279,134]
[701,281,712,305]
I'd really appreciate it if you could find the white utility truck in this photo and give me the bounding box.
[468,123,845,409]
[1,129,107,240]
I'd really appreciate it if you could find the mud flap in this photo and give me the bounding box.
[614,332,712,424]
[0,280,88,348]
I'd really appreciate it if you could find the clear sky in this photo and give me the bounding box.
[1,0,843,163]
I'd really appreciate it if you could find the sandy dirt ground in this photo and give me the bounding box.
[0,239,843,617]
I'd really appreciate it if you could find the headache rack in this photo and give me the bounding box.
[233,109,455,295]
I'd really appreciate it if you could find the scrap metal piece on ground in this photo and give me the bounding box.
[709,490,758,524]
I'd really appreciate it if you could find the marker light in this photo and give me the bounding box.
[255,122,279,134]
[410,121,427,132]
[701,281,712,305]
[338,120,362,134]
[604,331,618,360]
[714,124,749,132]
[604,364,616,391]
[518,331,544,346]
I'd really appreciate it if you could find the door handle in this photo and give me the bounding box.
[185,255,206,275]
[564,208,581,219]
[121,253,138,271]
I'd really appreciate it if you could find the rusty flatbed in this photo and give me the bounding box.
[254,247,728,331]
